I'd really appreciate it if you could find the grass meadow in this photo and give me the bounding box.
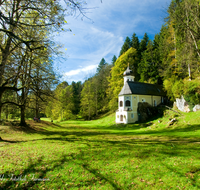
[1,110,200,189]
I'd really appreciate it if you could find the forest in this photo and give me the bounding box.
[1,0,200,125]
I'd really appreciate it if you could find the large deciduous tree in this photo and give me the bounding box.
[0,0,89,124]
[109,47,138,110]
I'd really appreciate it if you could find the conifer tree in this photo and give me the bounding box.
[71,81,82,115]
[131,33,140,51]
[139,33,149,58]
[119,37,132,56]
[112,55,117,65]
[138,40,161,84]
[97,58,107,73]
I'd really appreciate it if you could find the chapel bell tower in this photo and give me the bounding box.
[123,64,135,85]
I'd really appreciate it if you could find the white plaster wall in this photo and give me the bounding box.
[124,76,135,84]
[153,96,162,106]
[116,111,128,123]
[116,111,138,124]
[118,96,124,112]
[116,94,162,124]
[127,111,138,123]
[138,95,162,106]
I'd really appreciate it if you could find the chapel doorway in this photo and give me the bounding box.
[120,115,123,122]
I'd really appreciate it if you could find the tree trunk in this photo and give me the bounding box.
[0,38,11,86]
[96,88,98,116]
[5,105,8,120]
[19,87,26,126]
[0,92,2,120]
[186,9,200,58]
[35,95,39,118]
[188,63,192,80]
[88,106,91,120]
[0,104,2,120]
[19,105,26,126]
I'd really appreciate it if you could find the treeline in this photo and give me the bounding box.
[47,0,200,120]
[45,59,113,120]
[0,0,89,125]
[1,0,200,122]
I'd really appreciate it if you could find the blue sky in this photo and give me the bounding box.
[53,0,171,84]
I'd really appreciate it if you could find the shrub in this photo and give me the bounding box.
[183,79,200,106]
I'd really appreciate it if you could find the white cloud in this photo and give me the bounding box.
[53,0,171,84]
[64,64,98,76]
[62,63,98,82]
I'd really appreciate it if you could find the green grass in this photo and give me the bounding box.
[1,110,200,189]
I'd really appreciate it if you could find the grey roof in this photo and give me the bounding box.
[119,81,166,96]
[123,66,133,76]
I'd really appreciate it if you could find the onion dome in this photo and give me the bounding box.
[123,65,133,76]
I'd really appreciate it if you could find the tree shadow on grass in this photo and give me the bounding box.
[1,120,67,134]
[161,161,200,189]
[105,123,200,135]
[34,123,200,142]
[1,132,200,189]
[0,139,23,144]
[0,155,66,190]
[81,163,121,190]
[0,153,123,189]
[3,124,200,146]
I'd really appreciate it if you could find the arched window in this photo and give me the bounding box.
[125,100,130,107]
[120,115,123,121]
[120,101,123,107]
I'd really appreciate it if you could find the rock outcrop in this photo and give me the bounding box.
[174,96,190,112]
[193,105,200,112]
[174,96,200,112]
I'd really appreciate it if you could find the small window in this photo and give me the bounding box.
[120,101,123,107]
[125,100,131,107]
[154,100,157,107]
[131,113,134,118]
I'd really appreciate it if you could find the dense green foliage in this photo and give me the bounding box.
[1,0,200,121]
[0,0,91,124]
[109,48,138,110]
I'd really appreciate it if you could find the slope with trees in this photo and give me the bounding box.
[0,0,90,125]
[2,0,200,122]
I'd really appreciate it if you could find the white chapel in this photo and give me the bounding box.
[116,65,166,124]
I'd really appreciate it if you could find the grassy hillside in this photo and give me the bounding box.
[0,110,200,189]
